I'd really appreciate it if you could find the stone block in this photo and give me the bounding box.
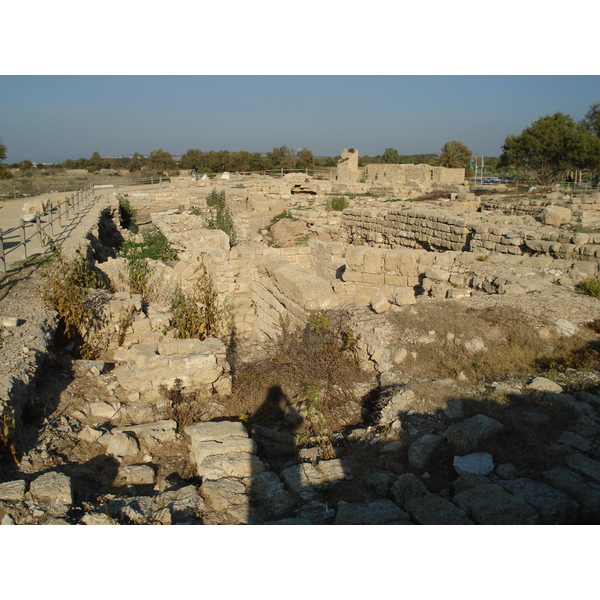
[443,414,504,454]
[334,500,411,524]
[403,494,473,525]
[30,472,73,505]
[453,483,539,524]
[0,480,27,501]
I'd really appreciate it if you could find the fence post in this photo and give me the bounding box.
[0,229,5,273]
[36,212,43,247]
[49,201,55,236]
[20,218,27,260]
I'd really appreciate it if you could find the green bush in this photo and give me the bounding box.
[205,188,237,245]
[170,262,231,340]
[119,225,177,300]
[325,196,348,211]
[121,225,178,262]
[576,279,600,297]
[117,193,138,233]
[41,250,113,358]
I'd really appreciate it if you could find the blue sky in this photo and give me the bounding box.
[1,75,599,163]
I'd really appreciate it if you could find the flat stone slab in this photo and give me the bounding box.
[453,483,540,524]
[542,467,600,523]
[198,452,265,481]
[186,421,248,443]
[404,494,474,525]
[498,478,579,524]
[191,437,257,466]
[0,480,27,501]
[113,420,178,443]
[334,499,411,525]
[316,458,352,484]
[117,464,156,486]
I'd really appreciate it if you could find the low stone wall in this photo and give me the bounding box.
[343,204,600,260]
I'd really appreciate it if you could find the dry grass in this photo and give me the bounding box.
[389,301,599,385]
[227,311,371,433]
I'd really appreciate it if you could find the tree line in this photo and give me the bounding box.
[2,102,599,184]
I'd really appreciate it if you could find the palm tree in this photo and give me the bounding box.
[437,141,472,168]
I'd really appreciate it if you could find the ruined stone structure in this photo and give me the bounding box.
[364,163,465,189]
[2,171,600,526]
[336,148,359,181]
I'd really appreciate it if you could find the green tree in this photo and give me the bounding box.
[0,137,12,179]
[437,141,472,168]
[296,148,314,170]
[382,148,400,164]
[499,112,600,185]
[582,103,600,138]
[146,149,179,176]
[127,152,146,172]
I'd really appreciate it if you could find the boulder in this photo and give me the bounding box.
[106,431,140,458]
[453,453,495,476]
[443,414,504,454]
[0,480,27,502]
[408,434,443,470]
[541,205,572,227]
[30,472,73,505]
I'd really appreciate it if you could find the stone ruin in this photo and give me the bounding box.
[1,151,600,525]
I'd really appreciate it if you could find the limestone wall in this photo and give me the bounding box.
[364,164,465,188]
[343,205,600,261]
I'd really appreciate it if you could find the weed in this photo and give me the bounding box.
[477,255,489,261]
[575,279,600,298]
[0,405,17,464]
[170,261,231,340]
[233,310,367,433]
[389,302,599,386]
[119,225,177,299]
[160,378,211,429]
[120,245,155,299]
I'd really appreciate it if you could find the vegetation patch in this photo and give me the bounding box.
[117,193,138,233]
[389,302,599,386]
[229,311,368,440]
[205,189,237,245]
[41,248,113,358]
[575,279,600,297]
[325,196,348,211]
[170,262,231,340]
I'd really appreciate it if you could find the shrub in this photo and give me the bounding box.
[325,196,348,211]
[41,249,113,358]
[120,225,178,262]
[205,188,237,245]
[160,378,212,429]
[231,310,367,435]
[170,261,231,340]
[119,225,177,299]
[117,193,138,233]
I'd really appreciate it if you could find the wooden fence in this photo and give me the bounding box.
[0,184,96,273]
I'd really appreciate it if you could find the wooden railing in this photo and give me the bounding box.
[0,184,96,273]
